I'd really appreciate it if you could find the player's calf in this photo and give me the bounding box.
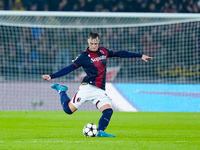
[60,92,73,115]
[98,108,113,131]
[63,102,73,115]
[51,84,73,115]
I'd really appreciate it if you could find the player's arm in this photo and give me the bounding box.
[42,64,76,81]
[109,50,153,62]
[42,52,84,81]
[114,51,142,58]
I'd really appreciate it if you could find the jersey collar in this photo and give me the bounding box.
[86,47,99,53]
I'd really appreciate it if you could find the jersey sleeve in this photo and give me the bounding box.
[50,64,76,79]
[104,47,142,58]
[104,48,116,57]
[72,52,85,68]
[114,51,142,58]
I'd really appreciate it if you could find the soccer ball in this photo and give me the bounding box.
[83,123,98,137]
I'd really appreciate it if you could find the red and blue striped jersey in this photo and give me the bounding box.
[72,47,114,90]
[50,47,142,90]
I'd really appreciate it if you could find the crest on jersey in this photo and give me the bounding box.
[100,50,105,54]
[77,97,81,103]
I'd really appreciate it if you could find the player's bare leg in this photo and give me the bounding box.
[68,102,77,112]
[96,104,115,137]
[100,104,112,112]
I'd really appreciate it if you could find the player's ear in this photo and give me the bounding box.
[87,38,90,44]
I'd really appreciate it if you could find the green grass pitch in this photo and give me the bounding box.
[0,111,200,150]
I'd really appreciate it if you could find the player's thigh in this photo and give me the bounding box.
[71,85,97,109]
[71,91,88,109]
[92,90,112,110]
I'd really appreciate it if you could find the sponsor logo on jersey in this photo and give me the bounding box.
[91,55,106,62]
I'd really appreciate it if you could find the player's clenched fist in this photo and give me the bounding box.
[42,74,51,81]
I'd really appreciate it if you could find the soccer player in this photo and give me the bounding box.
[42,32,153,137]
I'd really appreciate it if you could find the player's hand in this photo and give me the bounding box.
[141,55,153,62]
[42,74,51,81]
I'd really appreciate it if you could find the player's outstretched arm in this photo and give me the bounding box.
[42,74,51,81]
[41,64,76,81]
[141,55,153,62]
[112,51,153,62]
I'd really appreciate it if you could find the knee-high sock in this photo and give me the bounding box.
[59,91,72,114]
[98,108,113,131]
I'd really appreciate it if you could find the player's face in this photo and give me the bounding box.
[87,37,100,52]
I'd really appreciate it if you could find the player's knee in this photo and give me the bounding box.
[63,107,73,115]
[103,108,113,116]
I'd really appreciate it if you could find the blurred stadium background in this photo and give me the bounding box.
[0,0,200,112]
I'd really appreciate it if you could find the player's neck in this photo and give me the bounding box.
[87,47,99,53]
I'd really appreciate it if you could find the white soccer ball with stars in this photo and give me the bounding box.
[83,123,98,137]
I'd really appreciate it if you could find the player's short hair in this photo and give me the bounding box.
[88,32,100,40]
